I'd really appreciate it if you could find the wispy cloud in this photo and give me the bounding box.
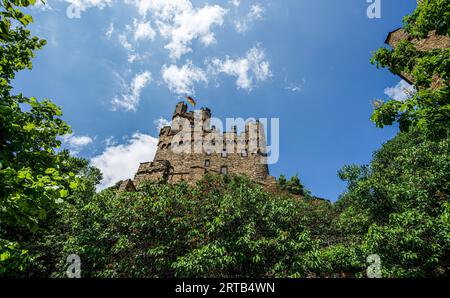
[234,4,264,33]
[133,18,157,41]
[65,0,112,12]
[153,118,172,130]
[105,22,114,39]
[118,33,133,51]
[61,133,93,155]
[111,71,152,111]
[285,79,306,93]
[207,45,272,90]
[230,0,240,7]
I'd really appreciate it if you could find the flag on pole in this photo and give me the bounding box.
[186,96,196,107]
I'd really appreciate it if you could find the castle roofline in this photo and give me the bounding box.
[384,27,403,45]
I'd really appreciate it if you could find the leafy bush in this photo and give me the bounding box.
[338,130,450,277]
[403,0,450,38]
[48,175,336,278]
[277,174,309,197]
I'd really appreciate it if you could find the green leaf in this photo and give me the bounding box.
[59,189,69,198]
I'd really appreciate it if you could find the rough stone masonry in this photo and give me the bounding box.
[118,102,277,192]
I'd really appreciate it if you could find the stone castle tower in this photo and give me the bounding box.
[385,28,450,88]
[119,102,276,191]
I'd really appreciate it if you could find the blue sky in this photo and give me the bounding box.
[14,0,418,200]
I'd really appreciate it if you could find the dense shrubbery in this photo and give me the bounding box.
[56,175,336,277]
[5,129,449,277]
[277,174,310,197]
[337,131,450,277]
[1,0,449,278]
[403,0,449,38]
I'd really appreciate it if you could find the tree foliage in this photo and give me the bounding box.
[337,130,450,277]
[335,0,450,277]
[47,175,338,278]
[277,174,309,197]
[403,0,450,38]
[0,0,85,274]
[371,0,449,137]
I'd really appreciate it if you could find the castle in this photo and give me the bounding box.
[119,102,277,191]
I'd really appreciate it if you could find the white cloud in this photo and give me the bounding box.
[91,132,158,190]
[114,20,155,62]
[62,134,93,147]
[234,4,264,33]
[286,85,302,92]
[118,33,134,51]
[162,61,207,95]
[285,79,306,93]
[105,23,114,39]
[65,0,112,12]
[384,80,415,101]
[133,19,157,41]
[153,118,171,130]
[61,133,93,154]
[111,71,152,111]
[103,136,117,147]
[160,46,272,94]
[230,0,240,7]
[207,45,271,90]
[33,0,53,11]
[125,0,191,19]
[126,0,228,60]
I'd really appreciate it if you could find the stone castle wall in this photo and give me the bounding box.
[385,29,450,88]
[120,102,275,191]
[386,29,450,52]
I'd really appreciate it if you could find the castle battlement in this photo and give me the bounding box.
[119,102,276,191]
[158,102,267,156]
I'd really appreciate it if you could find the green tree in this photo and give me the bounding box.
[0,0,81,274]
[277,174,308,196]
[333,0,450,277]
[370,0,449,138]
[336,130,449,277]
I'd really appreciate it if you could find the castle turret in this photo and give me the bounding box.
[200,107,211,122]
[173,102,187,119]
